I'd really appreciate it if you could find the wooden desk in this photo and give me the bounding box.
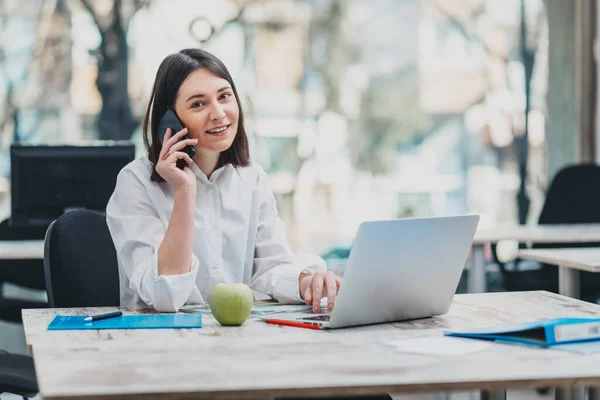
[0,239,44,260]
[22,291,600,400]
[518,247,600,298]
[469,224,600,293]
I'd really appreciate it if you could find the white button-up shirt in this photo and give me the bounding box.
[106,157,326,312]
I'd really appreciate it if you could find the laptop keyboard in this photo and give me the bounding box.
[299,314,331,321]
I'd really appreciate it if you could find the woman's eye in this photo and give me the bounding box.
[191,101,204,108]
[221,93,231,100]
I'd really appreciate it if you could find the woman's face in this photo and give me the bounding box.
[173,68,239,157]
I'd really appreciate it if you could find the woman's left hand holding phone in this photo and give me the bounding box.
[156,127,198,193]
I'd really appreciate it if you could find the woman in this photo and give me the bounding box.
[106,48,341,313]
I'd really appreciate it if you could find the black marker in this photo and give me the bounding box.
[84,311,123,322]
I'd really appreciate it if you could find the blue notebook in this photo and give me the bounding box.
[47,314,202,330]
[445,318,600,347]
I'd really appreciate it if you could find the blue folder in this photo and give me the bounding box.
[47,314,202,330]
[445,318,600,347]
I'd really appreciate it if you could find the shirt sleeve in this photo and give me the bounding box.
[106,166,201,312]
[250,165,326,304]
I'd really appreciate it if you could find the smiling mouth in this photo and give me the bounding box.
[206,125,230,135]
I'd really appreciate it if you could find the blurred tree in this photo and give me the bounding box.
[0,0,72,143]
[514,0,538,225]
[432,0,545,224]
[352,66,432,175]
[310,0,432,176]
[309,0,349,114]
[80,0,149,140]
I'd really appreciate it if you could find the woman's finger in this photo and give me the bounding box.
[163,127,189,152]
[158,128,172,160]
[311,272,325,312]
[304,286,312,305]
[325,272,337,312]
[335,275,342,292]
[166,151,193,166]
[167,138,198,156]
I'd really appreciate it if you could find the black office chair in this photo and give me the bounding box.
[43,209,120,307]
[493,164,600,302]
[0,350,38,399]
[0,218,49,323]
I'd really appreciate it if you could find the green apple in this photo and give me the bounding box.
[209,283,254,326]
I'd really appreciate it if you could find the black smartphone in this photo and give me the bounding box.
[157,109,196,169]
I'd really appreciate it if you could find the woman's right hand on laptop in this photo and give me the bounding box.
[299,271,342,313]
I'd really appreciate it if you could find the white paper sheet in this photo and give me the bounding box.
[550,340,600,354]
[382,335,492,356]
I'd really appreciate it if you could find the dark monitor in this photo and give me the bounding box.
[10,142,136,228]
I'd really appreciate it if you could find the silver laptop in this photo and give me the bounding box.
[265,215,479,329]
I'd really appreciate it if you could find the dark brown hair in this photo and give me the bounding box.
[143,48,250,181]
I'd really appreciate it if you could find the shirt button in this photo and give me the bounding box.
[213,223,219,229]
[212,264,218,269]
[207,183,214,188]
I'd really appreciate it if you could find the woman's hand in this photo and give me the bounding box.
[155,128,198,192]
[299,271,342,313]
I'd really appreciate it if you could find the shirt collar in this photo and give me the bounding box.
[189,161,231,184]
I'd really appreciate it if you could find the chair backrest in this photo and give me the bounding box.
[43,209,120,308]
[538,164,600,225]
[535,164,600,300]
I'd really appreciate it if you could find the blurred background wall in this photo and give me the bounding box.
[0,0,595,267]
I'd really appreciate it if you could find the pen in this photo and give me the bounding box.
[84,311,123,322]
[264,319,324,330]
